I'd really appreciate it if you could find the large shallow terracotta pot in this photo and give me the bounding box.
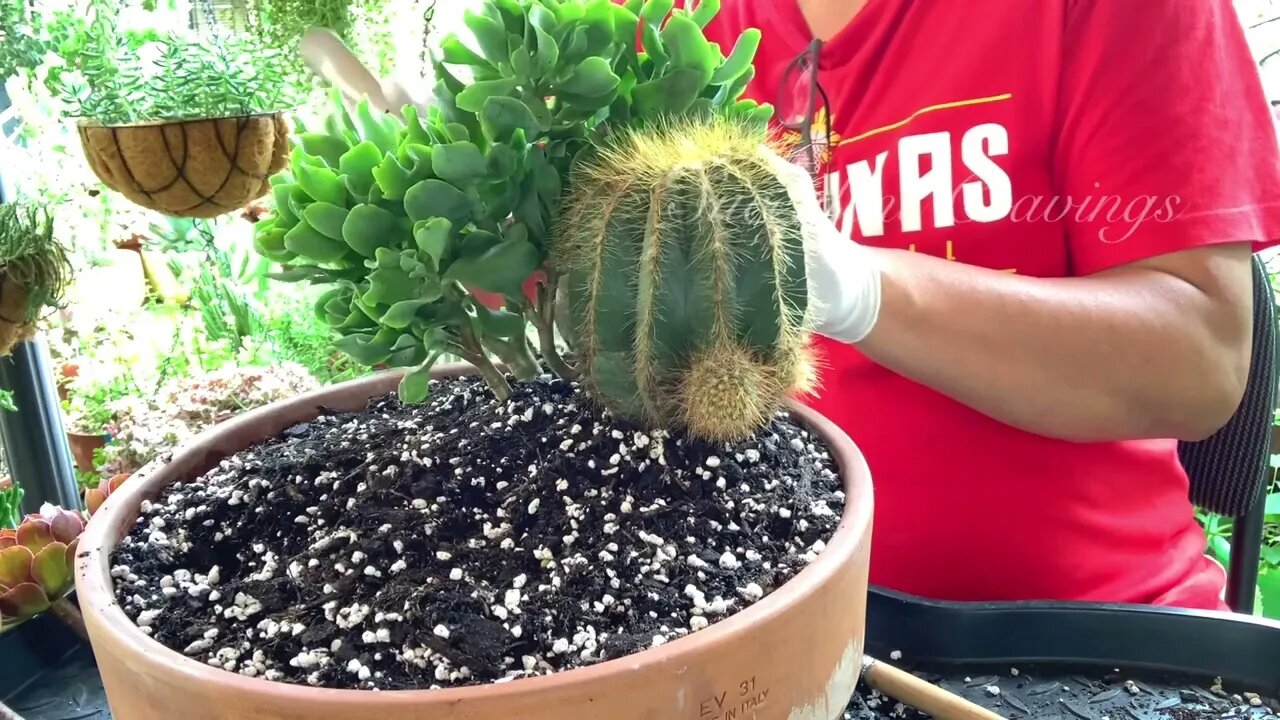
[75,366,874,720]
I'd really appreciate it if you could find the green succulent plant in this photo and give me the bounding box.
[0,505,85,631]
[256,0,807,440]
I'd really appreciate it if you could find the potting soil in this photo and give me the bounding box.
[109,372,845,690]
[846,662,1280,719]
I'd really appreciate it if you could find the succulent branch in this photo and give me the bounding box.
[255,0,773,407]
[0,505,86,633]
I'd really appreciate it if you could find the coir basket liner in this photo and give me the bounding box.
[78,112,289,219]
[74,366,875,720]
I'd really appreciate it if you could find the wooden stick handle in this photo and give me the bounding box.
[862,655,1008,720]
[0,699,26,720]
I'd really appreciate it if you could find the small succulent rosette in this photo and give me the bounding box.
[0,504,85,629]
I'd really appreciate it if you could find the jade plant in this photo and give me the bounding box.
[0,504,86,636]
[256,0,811,440]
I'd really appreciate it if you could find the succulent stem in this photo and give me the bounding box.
[456,326,513,402]
[50,597,89,643]
[531,276,578,380]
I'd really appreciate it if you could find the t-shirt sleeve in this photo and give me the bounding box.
[1054,0,1280,275]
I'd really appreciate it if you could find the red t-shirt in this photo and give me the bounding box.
[688,0,1280,609]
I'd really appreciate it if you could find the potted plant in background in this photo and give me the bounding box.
[74,2,877,719]
[68,0,297,219]
[0,200,73,358]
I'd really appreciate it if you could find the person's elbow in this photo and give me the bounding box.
[1169,342,1250,441]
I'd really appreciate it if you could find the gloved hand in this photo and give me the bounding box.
[761,148,884,345]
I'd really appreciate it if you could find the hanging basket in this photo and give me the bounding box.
[0,271,36,358]
[77,112,290,219]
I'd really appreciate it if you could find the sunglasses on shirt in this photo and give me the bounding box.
[775,38,838,220]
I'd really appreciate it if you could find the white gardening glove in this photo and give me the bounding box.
[761,148,883,345]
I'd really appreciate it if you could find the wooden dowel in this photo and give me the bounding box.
[0,699,26,720]
[49,598,89,643]
[862,655,1009,720]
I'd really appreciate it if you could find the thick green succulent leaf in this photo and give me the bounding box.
[444,236,540,296]
[355,99,401,154]
[294,162,348,207]
[433,142,488,186]
[532,22,559,78]
[0,582,49,620]
[475,306,526,339]
[414,218,454,266]
[373,153,414,200]
[333,333,394,365]
[690,0,720,27]
[640,0,675,26]
[340,141,384,186]
[556,56,621,98]
[398,362,434,404]
[0,545,33,590]
[633,68,703,117]
[365,248,438,306]
[510,46,534,81]
[299,132,349,168]
[456,78,521,114]
[661,11,716,87]
[480,96,541,143]
[710,28,760,86]
[30,542,70,597]
[463,11,511,66]
[442,35,490,66]
[404,179,474,228]
[270,184,300,228]
[342,204,400,258]
[302,202,350,241]
[316,287,353,325]
[285,223,349,264]
[381,299,436,329]
[254,226,295,264]
[15,520,52,555]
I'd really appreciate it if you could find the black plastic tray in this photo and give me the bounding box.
[4,589,1280,719]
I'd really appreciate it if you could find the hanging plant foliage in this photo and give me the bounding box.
[61,0,298,218]
[0,202,72,357]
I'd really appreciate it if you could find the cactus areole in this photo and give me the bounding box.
[555,118,816,441]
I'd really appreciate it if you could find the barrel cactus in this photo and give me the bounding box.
[553,116,817,441]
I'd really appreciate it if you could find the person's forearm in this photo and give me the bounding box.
[853,247,1252,442]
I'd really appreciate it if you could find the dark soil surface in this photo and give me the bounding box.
[846,660,1280,719]
[109,372,844,691]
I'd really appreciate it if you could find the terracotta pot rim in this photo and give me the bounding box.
[75,365,873,704]
[75,110,288,130]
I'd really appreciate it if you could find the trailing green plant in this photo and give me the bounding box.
[0,200,73,355]
[254,0,805,440]
[59,0,298,125]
